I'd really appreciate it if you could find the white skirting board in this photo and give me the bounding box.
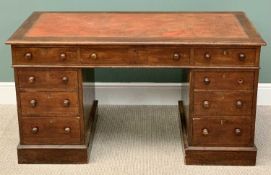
[0,82,270,106]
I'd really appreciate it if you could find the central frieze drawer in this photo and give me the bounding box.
[193,48,257,66]
[193,91,253,116]
[20,92,79,116]
[17,69,78,90]
[12,47,79,65]
[21,117,81,145]
[80,47,190,66]
[192,117,252,146]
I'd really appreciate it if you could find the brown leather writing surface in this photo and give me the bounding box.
[6,12,265,45]
[26,13,247,38]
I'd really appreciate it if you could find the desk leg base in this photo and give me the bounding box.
[178,101,257,166]
[17,100,98,164]
[17,144,90,164]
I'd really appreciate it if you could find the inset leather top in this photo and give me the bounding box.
[6,12,266,46]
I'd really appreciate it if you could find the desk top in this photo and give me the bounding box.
[6,12,266,46]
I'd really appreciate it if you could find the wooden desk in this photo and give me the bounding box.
[6,12,266,165]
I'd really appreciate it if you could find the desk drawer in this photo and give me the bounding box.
[21,117,81,144]
[193,71,255,90]
[193,48,257,66]
[139,47,190,66]
[20,92,79,116]
[12,47,79,65]
[17,69,78,90]
[193,91,253,116]
[80,47,190,66]
[192,117,252,146]
[80,47,135,65]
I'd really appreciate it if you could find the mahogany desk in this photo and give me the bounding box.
[6,12,266,165]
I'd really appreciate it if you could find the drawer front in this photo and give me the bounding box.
[193,71,255,90]
[139,47,190,66]
[192,117,252,146]
[193,91,253,116]
[17,69,78,90]
[80,47,190,66]
[80,47,135,65]
[12,47,79,65]
[20,92,79,116]
[193,48,257,66]
[21,117,81,144]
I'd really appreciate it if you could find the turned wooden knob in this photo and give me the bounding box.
[31,127,39,134]
[63,99,70,107]
[28,76,35,83]
[202,100,209,108]
[60,53,67,61]
[90,53,97,60]
[236,100,243,108]
[239,53,246,61]
[202,128,209,136]
[25,52,32,60]
[64,127,71,134]
[204,52,211,59]
[203,77,210,85]
[235,128,242,135]
[237,79,244,84]
[173,53,180,60]
[30,99,37,107]
[62,76,69,84]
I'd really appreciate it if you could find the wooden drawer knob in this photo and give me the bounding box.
[28,76,35,83]
[31,127,39,134]
[236,100,243,108]
[62,76,69,84]
[60,53,67,61]
[173,53,180,60]
[64,127,71,134]
[202,128,209,136]
[239,53,246,61]
[204,52,211,59]
[30,99,37,107]
[203,77,210,85]
[202,100,209,108]
[63,99,70,107]
[90,53,97,60]
[235,128,242,135]
[237,79,244,84]
[25,52,32,60]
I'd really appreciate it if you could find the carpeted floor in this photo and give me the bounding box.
[0,105,271,175]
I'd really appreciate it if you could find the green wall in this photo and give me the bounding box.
[0,0,270,82]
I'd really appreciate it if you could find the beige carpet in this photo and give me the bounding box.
[0,105,271,175]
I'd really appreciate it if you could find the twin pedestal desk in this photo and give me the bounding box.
[6,12,266,165]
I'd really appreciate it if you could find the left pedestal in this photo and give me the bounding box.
[14,68,97,164]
